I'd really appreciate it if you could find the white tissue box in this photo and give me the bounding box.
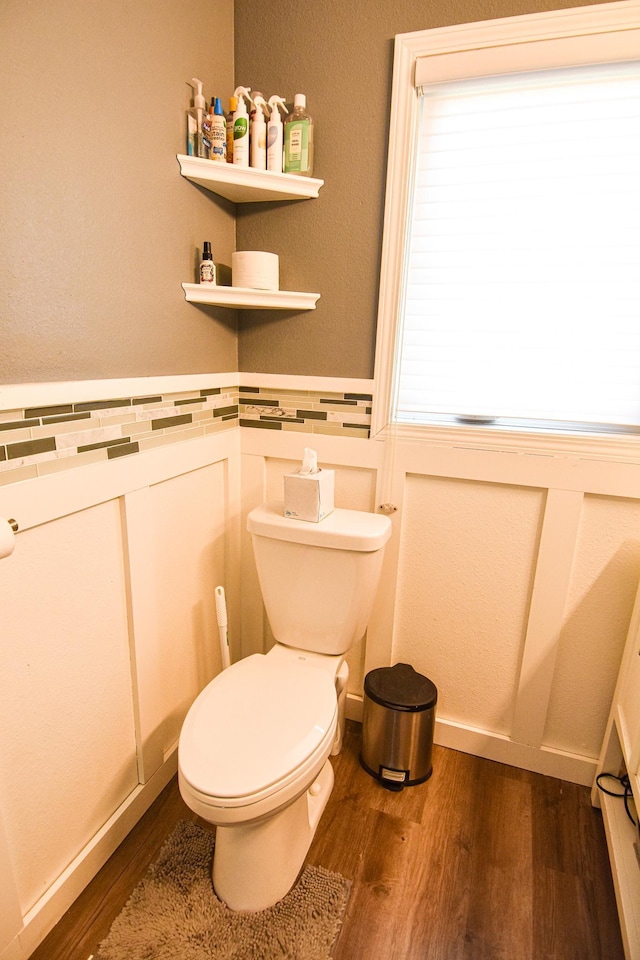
[284,468,335,522]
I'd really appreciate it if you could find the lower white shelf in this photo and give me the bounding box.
[601,791,640,960]
[182,283,320,311]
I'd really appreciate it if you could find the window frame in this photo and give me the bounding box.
[372,0,640,459]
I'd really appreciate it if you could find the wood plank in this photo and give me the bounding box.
[463,764,533,959]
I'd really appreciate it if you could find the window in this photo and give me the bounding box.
[374,2,640,441]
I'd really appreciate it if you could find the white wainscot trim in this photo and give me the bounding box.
[0,373,240,412]
[0,372,375,414]
[0,428,240,533]
[13,752,178,960]
[238,372,374,394]
[240,426,383,470]
[0,428,241,959]
[433,717,596,786]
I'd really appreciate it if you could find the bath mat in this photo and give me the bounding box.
[94,819,350,960]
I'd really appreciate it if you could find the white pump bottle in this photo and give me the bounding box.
[250,95,269,170]
[232,86,252,167]
[267,96,287,173]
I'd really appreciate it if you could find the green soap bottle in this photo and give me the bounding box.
[284,94,313,177]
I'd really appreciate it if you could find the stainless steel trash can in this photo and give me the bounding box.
[361,663,437,791]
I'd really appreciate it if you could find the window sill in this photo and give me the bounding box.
[371,420,640,465]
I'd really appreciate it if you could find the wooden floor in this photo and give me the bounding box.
[32,722,624,960]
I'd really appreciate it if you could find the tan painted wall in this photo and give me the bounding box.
[235,0,615,378]
[1,0,237,384]
[2,0,616,384]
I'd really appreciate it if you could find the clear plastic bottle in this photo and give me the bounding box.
[267,95,287,173]
[284,94,313,177]
[186,78,207,158]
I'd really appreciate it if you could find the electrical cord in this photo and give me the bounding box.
[596,772,637,826]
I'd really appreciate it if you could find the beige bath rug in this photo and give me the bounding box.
[94,819,350,960]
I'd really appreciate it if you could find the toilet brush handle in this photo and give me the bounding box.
[215,585,228,627]
[215,585,231,670]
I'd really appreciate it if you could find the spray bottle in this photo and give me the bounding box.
[232,86,252,168]
[284,93,314,176]
[202,99,215,159]
[249,92,264,123]
[186,79,207,158]
[267,95,287,173]
[200,242,216,284]
[250,94,269,170]
[226,96,237,163]
[210,97,227,162]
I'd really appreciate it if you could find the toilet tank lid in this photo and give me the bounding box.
[248,501,391,551]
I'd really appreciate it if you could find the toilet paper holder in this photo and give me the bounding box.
[9,519,18,532]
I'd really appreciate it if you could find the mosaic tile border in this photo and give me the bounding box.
[0,387,239,486]
[0,384,372,486]
[239,386,372,439]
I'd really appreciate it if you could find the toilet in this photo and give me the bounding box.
[178,499,391,911]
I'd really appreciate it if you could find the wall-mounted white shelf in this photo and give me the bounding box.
[182,283,320,311]
[177,155,324,203]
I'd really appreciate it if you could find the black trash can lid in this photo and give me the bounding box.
[364,663,437,712]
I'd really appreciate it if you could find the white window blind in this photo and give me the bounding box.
[397,59,640,432]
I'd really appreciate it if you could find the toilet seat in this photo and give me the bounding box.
[178,653,337,822]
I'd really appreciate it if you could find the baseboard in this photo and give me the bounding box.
[346,694,596,786]
[0,939,22,960]
[346,692,364,723]
[10,751,178,960]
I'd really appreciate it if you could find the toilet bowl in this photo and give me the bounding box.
[178,500,391,912]
[178,647,341,910]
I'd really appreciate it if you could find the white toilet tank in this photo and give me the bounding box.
[248,501,391,656]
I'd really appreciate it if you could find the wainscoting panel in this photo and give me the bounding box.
[0,500,137,916]
[239,427,640,788]
[394,474,545,738]
[2,368,640,958]
[543,493,640,758]
[0,427,241,959]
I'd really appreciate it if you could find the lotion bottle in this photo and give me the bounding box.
[210,97,227,162]
[284,94,314,176]
[250,95,268,170]
[200,242,216,284]
[267,95,287,173]
[232,86,251,167]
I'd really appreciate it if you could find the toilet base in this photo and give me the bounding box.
[213,759,335,912]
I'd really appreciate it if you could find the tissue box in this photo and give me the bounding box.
[284,468,335,522]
